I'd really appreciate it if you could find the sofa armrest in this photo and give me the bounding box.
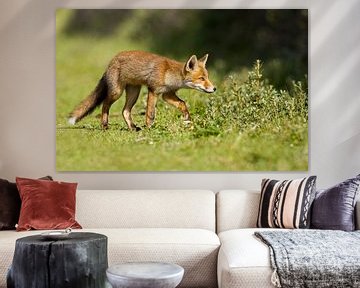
[356,200,360,230]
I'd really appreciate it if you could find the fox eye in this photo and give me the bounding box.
[199,77,205,81]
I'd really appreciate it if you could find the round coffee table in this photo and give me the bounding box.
[106,262,184,288]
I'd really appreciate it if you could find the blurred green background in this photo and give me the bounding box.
[56,9,308,171]
[60,9,308,88]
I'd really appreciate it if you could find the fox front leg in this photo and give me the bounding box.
[162,92,191,123]
[146,89,158,128]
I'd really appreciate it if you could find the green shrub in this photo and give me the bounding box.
[197,60,308,137]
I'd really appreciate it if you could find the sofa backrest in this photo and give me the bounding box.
[216,190,260,233]
[217,190,360,232]
[76,190,216,231]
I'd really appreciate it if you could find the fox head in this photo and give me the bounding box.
[183,54,216,93]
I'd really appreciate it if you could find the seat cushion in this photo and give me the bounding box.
[102,228,220,288]
[218,228,281,288]
[0,228,220,288]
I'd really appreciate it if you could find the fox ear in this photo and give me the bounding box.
[185,55,198,72]
[198,54,208,66]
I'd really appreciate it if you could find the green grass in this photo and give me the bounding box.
[56,10,308,171]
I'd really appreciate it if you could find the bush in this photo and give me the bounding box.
[197,60,308,139]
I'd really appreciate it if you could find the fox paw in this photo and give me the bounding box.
[101,123,109,130]
[130,125,141,132]
[183,120,194,130]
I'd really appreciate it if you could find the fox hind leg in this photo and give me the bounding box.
[123,85,141,131]
[101,83,123,130]
[162,92,191,123]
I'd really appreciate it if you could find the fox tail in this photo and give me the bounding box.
[68,74,108,125]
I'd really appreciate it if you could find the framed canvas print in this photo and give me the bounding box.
[56,9,308,171]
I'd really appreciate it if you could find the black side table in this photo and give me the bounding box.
[7,232,108,288]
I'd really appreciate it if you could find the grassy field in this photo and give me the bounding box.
[56,10,308,171]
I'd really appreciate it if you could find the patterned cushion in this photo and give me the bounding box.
[257,176,316,229]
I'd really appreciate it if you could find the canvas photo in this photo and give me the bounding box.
[56,9,308,171]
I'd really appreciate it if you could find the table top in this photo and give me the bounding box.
[107,262,184,280]
[16,232,107,245]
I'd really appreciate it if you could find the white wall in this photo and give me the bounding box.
[0,0,359,190]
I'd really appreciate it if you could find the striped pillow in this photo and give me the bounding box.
[257,176,317,229]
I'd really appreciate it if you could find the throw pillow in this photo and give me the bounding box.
[0,179,20,230]
[16,177,82,231]
[0,176,53,230]
[257,176,317,229]
[311,174,360,231]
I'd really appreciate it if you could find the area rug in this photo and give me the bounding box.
[255,230,360,288]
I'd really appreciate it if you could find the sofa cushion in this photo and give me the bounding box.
[104,228,219,288]
[218,228,277,288]
[16,177,82,231]
[257,177,317,229]
[76,190,216,231]
[0,179,20,230]
[0,176,53,230]
[0,228,220,288]
[311,174,360,231]
[216,190,260,233]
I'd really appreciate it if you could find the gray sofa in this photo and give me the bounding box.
[0,189,359,288]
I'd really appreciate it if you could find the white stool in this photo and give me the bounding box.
[106,262,184,288]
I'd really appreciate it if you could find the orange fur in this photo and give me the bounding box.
[69,51,216,130]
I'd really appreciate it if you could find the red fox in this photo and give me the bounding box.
[68,50,216,130]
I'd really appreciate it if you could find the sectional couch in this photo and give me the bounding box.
[0,189,359,288]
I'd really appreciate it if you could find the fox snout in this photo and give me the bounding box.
[204,84,216,93]
[185,80,216,93]
[192,79,216,93]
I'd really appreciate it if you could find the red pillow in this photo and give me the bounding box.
[0,176,53,230]
[16,177,82,231]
